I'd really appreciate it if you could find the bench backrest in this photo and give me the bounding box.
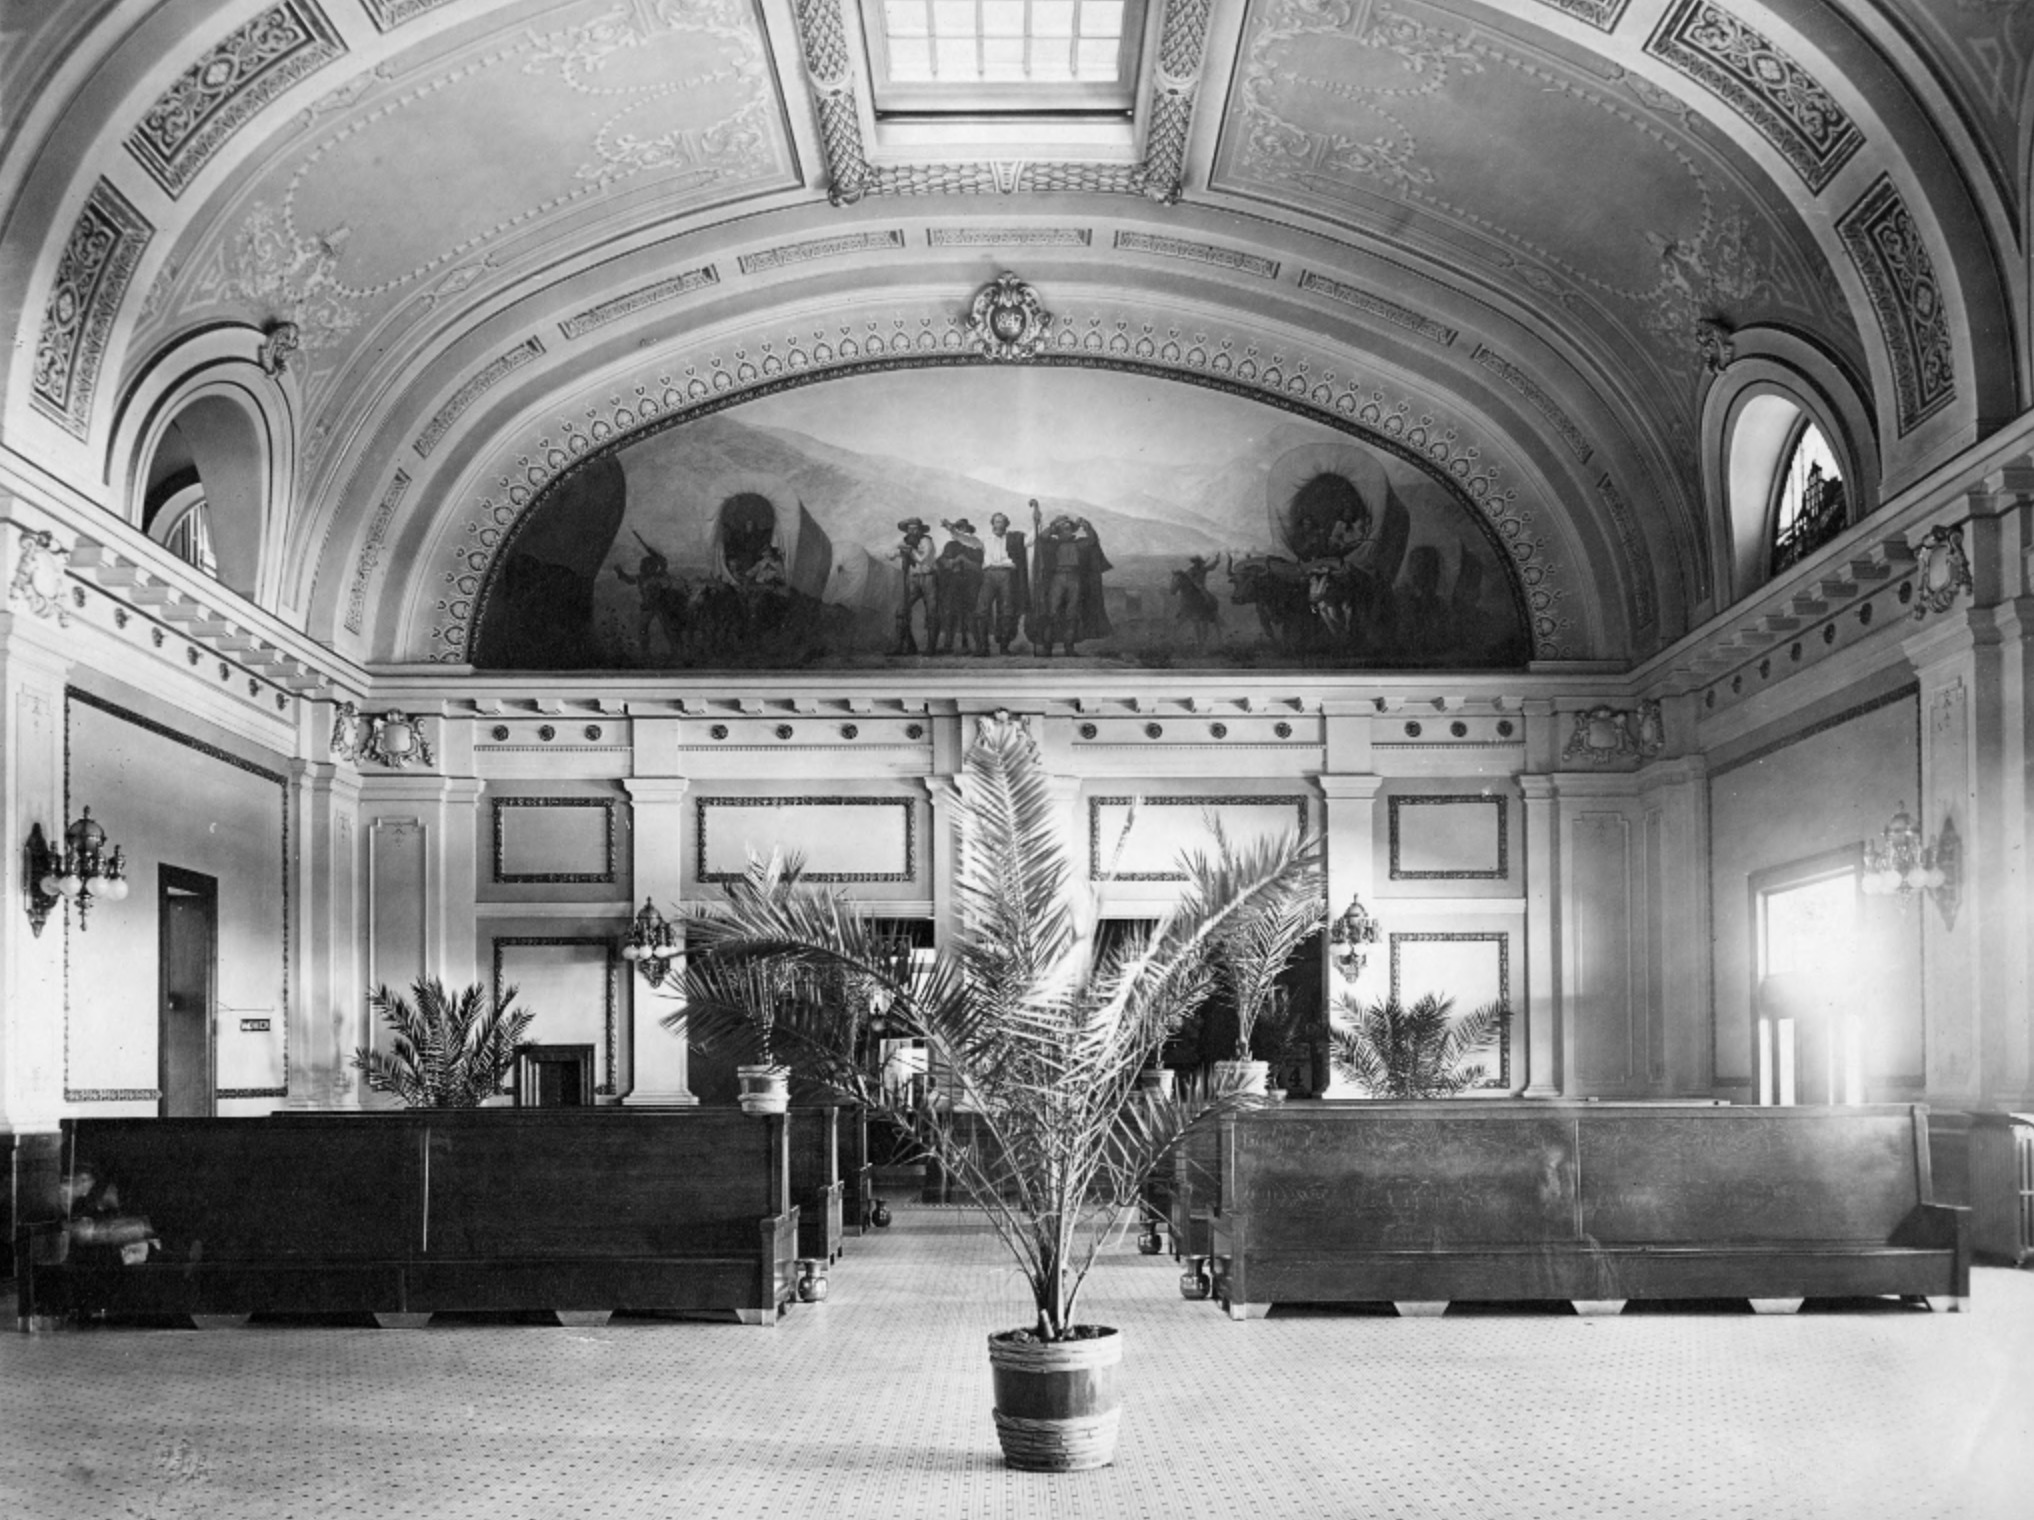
[63,1118,421,1261]
[1222,1104,1931,1251]
[786,1106,841,1198]
[416,1109,788,1258]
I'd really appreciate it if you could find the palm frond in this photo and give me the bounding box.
[663,711,1322,1339]
[1327,993,1509,1098]
[352,977,535,1107]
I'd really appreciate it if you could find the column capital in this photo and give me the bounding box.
[1314,774,1385,802]
[624,776,693,805]
[1518,773,1558,800]
[919,773,962,809]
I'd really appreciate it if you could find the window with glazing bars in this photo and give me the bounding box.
[864,0,1147,114]
[1769,421,1847,577]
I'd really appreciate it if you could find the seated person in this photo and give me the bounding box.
[60,1160,160,1265]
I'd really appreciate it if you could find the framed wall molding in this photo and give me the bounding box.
[1388,794,1509,881]
[1087,794,1310,881]
[490,936,619,1097]
[490,795,617,884]
[695,795,917,883]
[64,687,290,1102]
[1388,931,1511,1089]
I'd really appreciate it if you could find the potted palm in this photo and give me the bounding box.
[1200,831,1325,1096]
[1328,992,1511,1097]
[670,712,1321,1471]
[351,976,535,1107]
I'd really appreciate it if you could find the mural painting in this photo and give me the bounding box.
[472,366,1531,671]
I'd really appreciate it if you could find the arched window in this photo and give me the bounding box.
[1768,420,1847,577]
[156,492,218,576]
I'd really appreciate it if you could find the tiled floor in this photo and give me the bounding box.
[4,1202,2030,1520]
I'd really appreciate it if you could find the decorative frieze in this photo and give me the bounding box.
[359,0,459,29]
[30,180,153,438]
[125,0,346,197]
[1837,175,1956,435]
[558,268,719,340]
[739,230,905,275]
[414,338,546,458]
[1300,273,1457,346]
[1471,346,1591,462]
[1114,232,1279,280]
[1595,475,1657,629]
[1527,0,1632,30]
[1645,0,1861,194]
[928,228,1092,248]
[345,470,410,634]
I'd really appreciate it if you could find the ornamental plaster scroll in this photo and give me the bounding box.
[124,0,347,198]
[1837,175,1957,437]
[30,180,153,439]
[792,0,1215,204]
[161,0,787,405]
[1644,0,1863,194]
[1228,0,1818,382]
[403,299,1587,665]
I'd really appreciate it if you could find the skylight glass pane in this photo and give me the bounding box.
[884,0,929,36]
[1081,1,1123,36]
[982,37,1026,75]
[1076,37,1117,71]
[936,35,976,74]
[889,36,934,77]
[981,0,1025,34]
[1033,1,1075,36]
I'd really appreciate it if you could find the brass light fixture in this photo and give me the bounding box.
[620,897,678,987]
[27,808,130,934]
[1861,803,1959,928]
[1329,892,1379,981]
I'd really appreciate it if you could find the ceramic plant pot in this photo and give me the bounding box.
[1212,1059,1269,1096]
[736,1064,791,1115]
[987,1326,1123,1472]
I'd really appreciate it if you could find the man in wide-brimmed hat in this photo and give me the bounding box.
[1030,499,1112,656]
[892,517,937,654]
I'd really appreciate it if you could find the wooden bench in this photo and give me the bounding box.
[788,1105,845,1265]
[837,1104,876,1236]
[1207,1102,1969,1320]
[15,1110,798,1329]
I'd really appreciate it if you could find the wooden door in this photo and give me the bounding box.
[159,866,217,1118]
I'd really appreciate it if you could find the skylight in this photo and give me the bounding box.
[865,0,1145,115]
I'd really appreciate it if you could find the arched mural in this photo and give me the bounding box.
[472,366,1532,671]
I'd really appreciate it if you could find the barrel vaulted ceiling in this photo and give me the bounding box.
[1,0,2026,667]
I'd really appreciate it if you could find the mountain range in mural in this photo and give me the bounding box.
[472,366,1531,672]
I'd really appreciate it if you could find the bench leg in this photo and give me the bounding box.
[733,1307,778,1326]
[1923,1296,1966,1314]
[1393,1301,1449,1319]
[1749,1298,1804,1315]
[372,1313,432,1329]
[1571,1300,1627,1317]
[554,1310,612,1328]
[1224,1301,1270,1321]
[189,1314,251,1330]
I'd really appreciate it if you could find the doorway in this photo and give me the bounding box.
[158,866,217,1118]
[1752,861,1862,1107]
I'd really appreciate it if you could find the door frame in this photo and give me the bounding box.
[158,863,219,1118]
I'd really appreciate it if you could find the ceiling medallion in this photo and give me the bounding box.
[966,274,1052,361]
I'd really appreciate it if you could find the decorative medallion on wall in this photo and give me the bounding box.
[1910,524,1972,619]
[1644,1,1863,193]
[965,275,1053,361]
[30,180,153,438]
[9,529,72,626]
[1838,175,1956,435]
[123,0,347,197]
[1562,703,1663,763]
[329,702,435,767]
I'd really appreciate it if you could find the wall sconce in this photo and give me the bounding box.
[1329,892,1379,981]
[26,808,130,934]
[620,897,678,987]
[1862,803,1959,928]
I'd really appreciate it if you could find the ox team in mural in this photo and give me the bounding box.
[472,368,1530,671]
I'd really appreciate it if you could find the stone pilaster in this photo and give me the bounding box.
[1315,773,1383,1097]
[1518,771,1562,1096]
[284,758,361,1109]
[621,776,697,1105]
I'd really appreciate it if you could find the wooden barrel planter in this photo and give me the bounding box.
[986,1326,1123,1471]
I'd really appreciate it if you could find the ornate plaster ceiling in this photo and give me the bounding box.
[0,0,2024,671]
